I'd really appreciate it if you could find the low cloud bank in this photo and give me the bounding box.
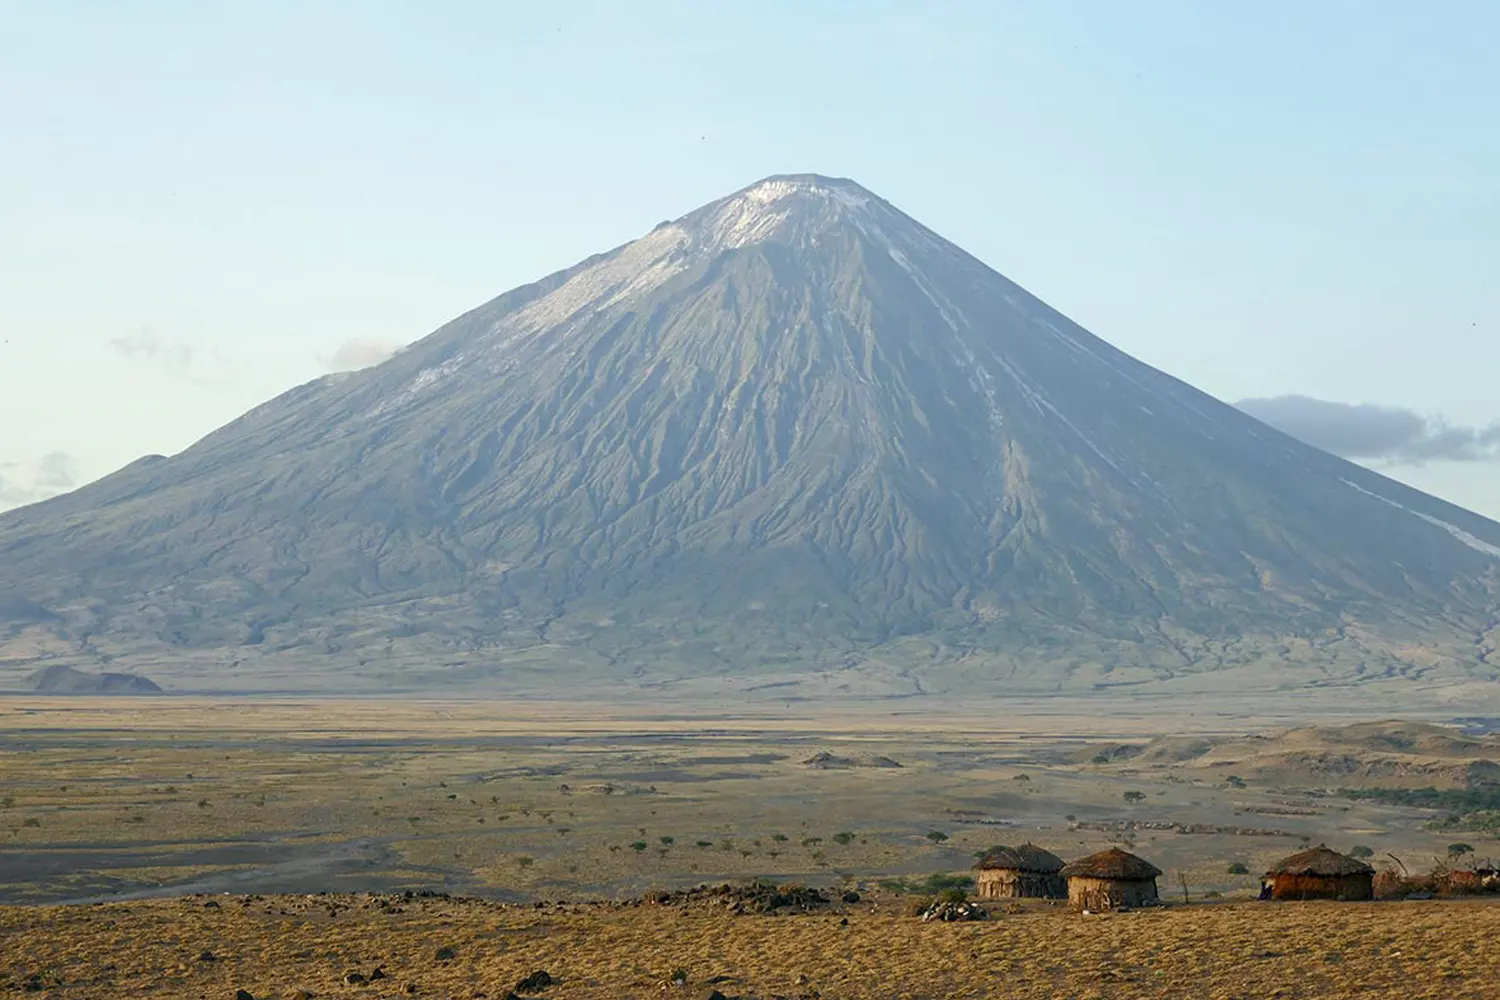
[1237,395,1500,464]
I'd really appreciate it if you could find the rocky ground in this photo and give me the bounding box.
[3,889,1500,999]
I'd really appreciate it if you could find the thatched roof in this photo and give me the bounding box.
[975,843,1065,873]
[1059,847,1162,881]
[1267,845,1375,878]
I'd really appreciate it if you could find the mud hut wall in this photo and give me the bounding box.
[1067,876,1159,911]
[977,870,1066,900]
[1270,873,1373,901]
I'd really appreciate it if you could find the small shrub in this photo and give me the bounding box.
[696,840,713,849]
[1448,843,1475,860]
[1090,754,1110,765]
[516,856,534,869]
[802,837,822,847]
[832,831,856,845]
[1123,791,1146,804]
[925,831,949,844]
[631,841,648,853]
[659,835,674,846]
[771,833,788,843]
[1227,862,1250,875]
[22,818,40,828]
[1349,845,1374,859]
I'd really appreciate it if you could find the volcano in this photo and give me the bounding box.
[2,175,1497,696]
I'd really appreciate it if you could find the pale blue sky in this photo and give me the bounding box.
[2,1,1497,516]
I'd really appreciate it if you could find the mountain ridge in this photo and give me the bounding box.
[2,174,1498,699]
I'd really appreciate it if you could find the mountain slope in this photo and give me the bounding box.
[2,175,1498,695]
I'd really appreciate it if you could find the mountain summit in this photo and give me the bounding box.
[2,175,1498,697]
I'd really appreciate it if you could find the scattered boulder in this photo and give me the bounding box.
[919,898,989,922]
[515,970,555,992]
[343,972,367,985]
[840,890,861,904]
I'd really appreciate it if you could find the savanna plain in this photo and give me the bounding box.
[2,697,1498,999]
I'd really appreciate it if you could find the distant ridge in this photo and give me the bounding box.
[24,665,162,695]
[0,174,1498,698]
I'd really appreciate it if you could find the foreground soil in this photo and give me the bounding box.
[3,893,1499,999]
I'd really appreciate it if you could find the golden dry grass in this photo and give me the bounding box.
[3,894,1500,999]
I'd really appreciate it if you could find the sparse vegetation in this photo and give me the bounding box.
[1227,862,1249,875]
[832,831,856,845]
[877,873,975,895]
[925,831,948,844]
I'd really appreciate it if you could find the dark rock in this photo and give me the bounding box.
[516,970,555,992]
[369,965,388,980]
[344,972,367,985]
[840,891,861,904]
[234,992,255,1000]
[197,950,218,962]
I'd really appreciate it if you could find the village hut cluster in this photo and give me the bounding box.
[975,844,1162,911]
[972,842,1392,912]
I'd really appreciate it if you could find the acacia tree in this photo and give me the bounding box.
[1448,843,1475,862]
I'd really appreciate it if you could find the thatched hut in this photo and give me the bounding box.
[1265,845,1374,901]
[975,844,1066,899]
[1059,848,1161,911]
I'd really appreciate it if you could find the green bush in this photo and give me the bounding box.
[631,841,648,853]
[832,831,856,845]
[1227,862,1249,875]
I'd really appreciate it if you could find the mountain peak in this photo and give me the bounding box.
[4,174,1499,699]
[679,173,888,253]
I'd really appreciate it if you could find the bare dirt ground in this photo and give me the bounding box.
[3,891,1499,999]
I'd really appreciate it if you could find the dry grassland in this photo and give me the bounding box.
[3,893,1499,999]
[1,699,1486,904]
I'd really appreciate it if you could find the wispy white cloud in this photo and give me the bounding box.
[109,329,230,385]
[322,337,405,372]
[0,452,79,512]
